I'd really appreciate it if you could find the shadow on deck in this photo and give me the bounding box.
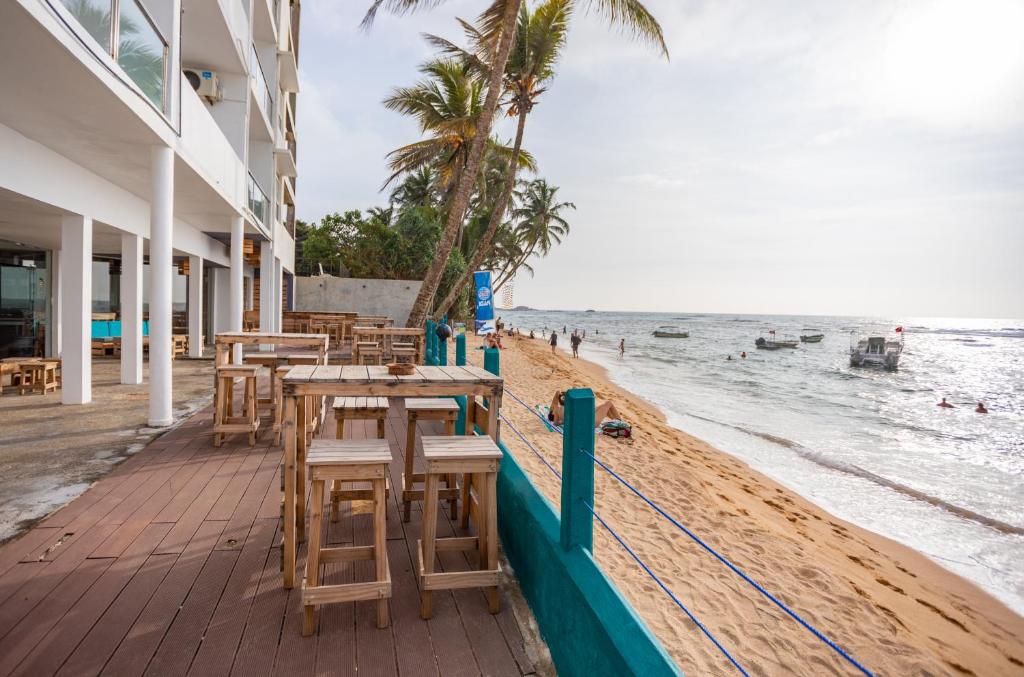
[0,396,543,676]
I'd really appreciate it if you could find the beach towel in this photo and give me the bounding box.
[535,405,559,432]
[600,419,632,438]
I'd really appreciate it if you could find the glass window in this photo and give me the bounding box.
[117,0,167,109]
[59,0,113,53]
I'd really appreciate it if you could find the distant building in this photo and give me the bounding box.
[0,0,301,424]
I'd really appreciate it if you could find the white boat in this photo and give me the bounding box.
[755,330,798,349]
[849,328,903,371]
[800,333,824,343]
[653,326,689,338]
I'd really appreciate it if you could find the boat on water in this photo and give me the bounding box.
[653,326,689,338]
[849,327,904,371]
[800,333,825,343]
[755,330,798,349]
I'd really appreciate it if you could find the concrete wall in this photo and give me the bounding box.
[294,276,422,326]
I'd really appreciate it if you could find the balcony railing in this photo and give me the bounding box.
[250,43,273,120]
[247,173,269,227]
[58,0,169,112]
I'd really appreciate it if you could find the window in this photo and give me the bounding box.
[251,44,273,119]
[59,0,168,111]
[248,173,269,227]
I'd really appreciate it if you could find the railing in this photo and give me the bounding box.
[57,0,169,112]
[250,43,273,120]
[498,376,876,676]
[247,173,269,227]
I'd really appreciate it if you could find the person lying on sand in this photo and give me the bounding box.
[548,390,624,426]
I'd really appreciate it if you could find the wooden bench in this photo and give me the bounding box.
[418,435,502,619]
[303,439,392,635]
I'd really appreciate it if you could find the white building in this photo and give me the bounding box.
[0,0,300,425]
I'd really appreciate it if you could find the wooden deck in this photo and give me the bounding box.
[0,397,538,676]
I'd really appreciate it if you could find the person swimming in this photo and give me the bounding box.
[975,402,988,414]
[938,397,954,408]
[726,355,733,361]
[740,351,747,359]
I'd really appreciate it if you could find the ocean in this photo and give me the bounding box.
[500,310,1024,614]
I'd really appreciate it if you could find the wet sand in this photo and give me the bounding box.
[484,333,1024,676]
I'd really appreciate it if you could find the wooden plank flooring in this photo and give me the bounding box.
[0,396,537,676]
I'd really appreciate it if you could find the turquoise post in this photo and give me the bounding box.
[483,348,500,376]
[439,337,448,366]
[560,388,596,552]
[425,321,435,365]
[454,333,467,434]
[455,333,466,366]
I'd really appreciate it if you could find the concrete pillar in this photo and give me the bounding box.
[50,249,62,358]
[148,145,174,427]
[259,240,273,333]
[60,215,91,404]
[274,257,283,332]
[188,255,203,357]
[230,215,244,362]
[120,232,143,384]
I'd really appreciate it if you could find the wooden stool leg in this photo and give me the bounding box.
[335,417,345,440]
[420,472,439,620]
[373,476,389,628]
[403,417,416,522]
[247,378,257,446]
[227,377,234,418]
[329,480,340,523]
[297,396,307,542]
[376,417,386,439]
[459,473,471,530]
[485,471,500,613]
[444,415,457,519]
[303,479,325,636]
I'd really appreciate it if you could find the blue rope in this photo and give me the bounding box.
[583,500,749,676]
[581,449,874,677]
[499,412,562,481]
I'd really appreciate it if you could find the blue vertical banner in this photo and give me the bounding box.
[473,270,496,335]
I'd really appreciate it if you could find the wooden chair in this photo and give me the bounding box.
[418,435,502,619]
[330,396,390,522]
[303,439,392,636]
[213,364,260,446]
[402,398,460,522]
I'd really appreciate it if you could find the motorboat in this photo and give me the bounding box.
[849,328,903,370]
[800,333,824,343]
[653,326,689,338]
[755,330,798,349]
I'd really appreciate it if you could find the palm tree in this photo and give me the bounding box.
[383,59,536,245]
[365,0,668,327]
[494,179,574,292]
[432,0,570,318]
[390,166,442,210]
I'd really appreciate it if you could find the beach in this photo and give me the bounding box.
[479,332,1024,675]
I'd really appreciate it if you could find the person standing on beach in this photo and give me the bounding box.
[619,339,625,357]
[563,325,566,334]
[550,331,558,354]
[570,331,582,358]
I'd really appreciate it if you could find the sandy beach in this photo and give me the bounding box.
[480,333,1024,676]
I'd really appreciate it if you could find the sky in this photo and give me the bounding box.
[295,0,1024,319]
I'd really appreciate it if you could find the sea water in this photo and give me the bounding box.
[501,310,1024,614]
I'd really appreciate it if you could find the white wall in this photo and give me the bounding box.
[294,277,423,327]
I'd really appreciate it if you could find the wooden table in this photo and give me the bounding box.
[279,364,503,588]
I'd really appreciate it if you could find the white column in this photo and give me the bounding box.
[120,233,143,384]
[60,215,91,404]
[188,255,203,357]
[148,146,174,427]
[259,240,273,333]
[274,257,283,332]
[230,215,244,362]
[50,250,62,358]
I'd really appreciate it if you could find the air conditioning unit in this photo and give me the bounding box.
[184,68,222,102]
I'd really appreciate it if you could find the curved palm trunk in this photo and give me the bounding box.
[493,240,535,293]
[406,0,524,328]
[434,105,528,319]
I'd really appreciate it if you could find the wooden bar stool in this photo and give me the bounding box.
[244,353,280,419]
[18,360,58,395]
[356,341,383,365]
[213,365,260,446]
[330,396,389,522]
[403,398,460,522]
[391,342,417,364]
[418,436,502,619]
[303,439,392,636]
